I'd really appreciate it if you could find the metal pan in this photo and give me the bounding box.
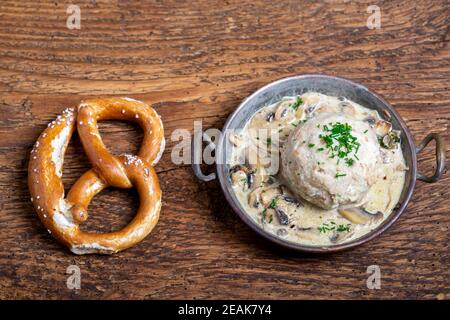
[192,74,446,252]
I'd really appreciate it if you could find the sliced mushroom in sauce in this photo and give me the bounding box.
[374,119,392,136]
[260,187,282,206]
[274,100,295,121]
[274,207,289,225]
[337,207,383,225]
[248,187,263,208]
[380,130,401,149]
[329,230,355,244]
[228,132,245,147]
[265,112,275,122]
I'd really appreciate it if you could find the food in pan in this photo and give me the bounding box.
[229,92,407,246]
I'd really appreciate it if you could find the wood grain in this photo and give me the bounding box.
[0,0,449,299]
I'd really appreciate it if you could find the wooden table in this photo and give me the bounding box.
[0,0,448,300]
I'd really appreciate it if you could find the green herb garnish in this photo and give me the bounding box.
[335,173,347,178]
[290,96,303,111]
[319,122,360,167]
[308,143,315,148]
[318,221,351,233]
[336,224,351,232]
[268,198,278,209]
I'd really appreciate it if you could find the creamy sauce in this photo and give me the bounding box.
[229,92,407,246]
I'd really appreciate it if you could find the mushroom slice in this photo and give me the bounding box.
[281,195,303,207]
[248,187,263,208]
[230,164,249,174]
[339,101,357,116]
[230,164,252,190]
[260,187,282,206]
[294,107,304,119]
[382,109,392,121]
[274,208,289,225]
[230,170,248,190]
[228,133,244,147]
[248,166,267,190]
[316,102,341,114]
[381,130,401,149]
[247,172,255,189]
[250,166,268,190]
[305,104,317,114]
[280,185,303,207]
[296,227,322,242]
[274,100,296,121]
[265,112,275,122]
[374,119,392,136]
[329,230,355,244]
[338,208,383,225]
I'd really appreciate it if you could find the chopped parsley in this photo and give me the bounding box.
[319,122,360,174]
[290,96,304,111]
[336,224,351,232]
[261,209,267,221]
[308,143,315,148]
[268,198,278,209]
[318,221,351,233]
[262,200,277,223]
[266,138,272,147]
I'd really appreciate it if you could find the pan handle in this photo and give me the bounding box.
[191,132,216,182]
[415,133,446,183]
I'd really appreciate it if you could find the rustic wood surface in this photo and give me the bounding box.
[0,0,449,300]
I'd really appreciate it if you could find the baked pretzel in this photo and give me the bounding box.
[28,97,165,254]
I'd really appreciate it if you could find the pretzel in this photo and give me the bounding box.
[28,97,165,254]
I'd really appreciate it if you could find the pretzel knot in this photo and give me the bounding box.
[28,98,165,254]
